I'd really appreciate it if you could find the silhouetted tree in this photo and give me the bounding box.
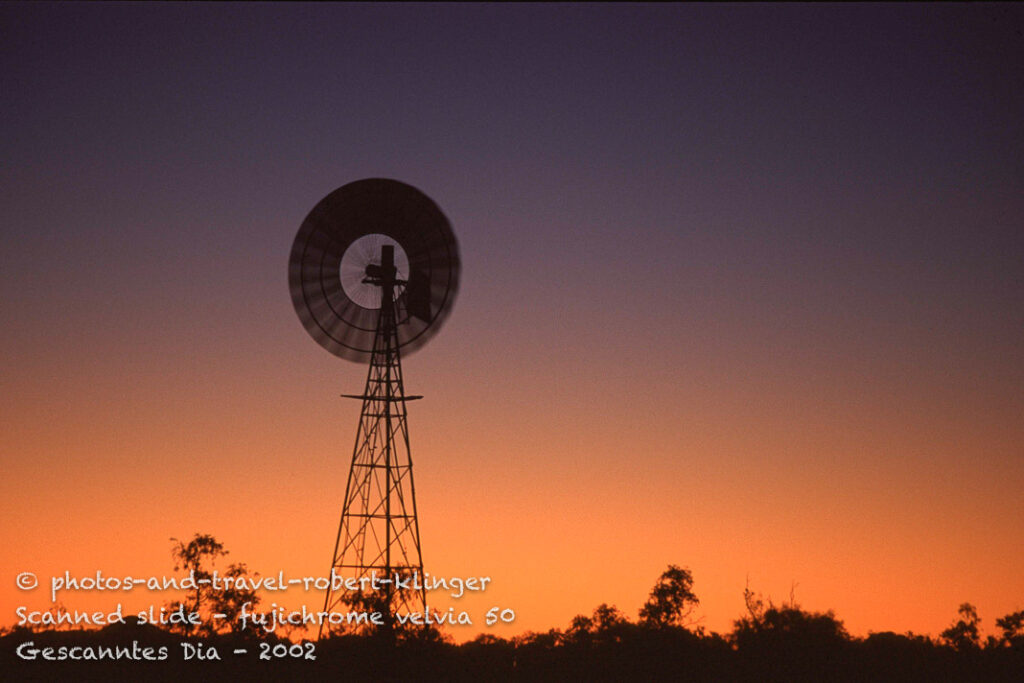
[167,533,261,636]
[592,604,629,632]
[564,612,594,644]
[210,562,260,635]
[731,581,851,683]
[321,587,388,638]
[940,602,981,652]
[638,564,699,629]
[733,601,848,645]
[168,534,225,635]
[994,609,1024,649]
[741,577,766,624]
[564,603,632,647]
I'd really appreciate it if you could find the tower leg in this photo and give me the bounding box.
[319,281,426,638]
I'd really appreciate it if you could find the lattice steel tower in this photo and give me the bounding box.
[328,245,424,627]
[288,179,459,638]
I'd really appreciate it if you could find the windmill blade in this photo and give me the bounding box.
[288,178,459,362]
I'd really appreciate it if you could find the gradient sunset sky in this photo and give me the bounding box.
[2,4,1022,640]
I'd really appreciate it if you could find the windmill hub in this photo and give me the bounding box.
[364,244,402,285]
[339,233,410,310]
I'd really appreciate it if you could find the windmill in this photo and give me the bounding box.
[288,178,460,637]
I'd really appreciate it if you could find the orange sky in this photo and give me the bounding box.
[3,286,1022,640]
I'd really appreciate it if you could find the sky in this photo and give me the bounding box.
[2,3,1022,641]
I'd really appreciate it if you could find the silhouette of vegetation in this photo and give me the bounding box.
[322,568,444,643]
[638,564,700,630]
[995,609,1024,648]
[941,602,982,652]
[167,533,261,636]
[4,543,1023,681]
